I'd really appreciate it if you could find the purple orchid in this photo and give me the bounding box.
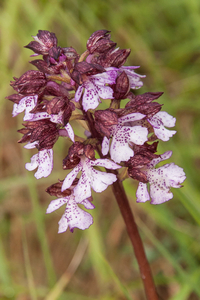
[62,156,121,202]
[74,68,117,111]
[136,151,186,204]
[102,112,148,163]
[46,193,94,233]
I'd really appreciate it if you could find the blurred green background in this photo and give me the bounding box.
[1,0,200,299]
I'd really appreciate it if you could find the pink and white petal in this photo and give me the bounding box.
[136,182,150,202]
[46,197,68,213]
[97,85,114,100]
[61,164,81,191]
[129,126,148,145]
[34,149,53,179]
[110,137,134,163]
[154,126,176,141]
[149,184,173,204]
[119,113,146,124]
[91,169,117,192]
[156,111,176,128]
[24,141,38,149]
[25,112,50,122]
[65,123,75,142]
[74,172,92,202]
[160,163,186,188]
[25,153,39,171]
[148,151,172,168]
[58,213,69,233]
[92,158,121,170]
[74,85,84,102]
[12,101,26,117]
[128,75,144,89]
[92,69,117,85]
[58,200,93,233]
[102,136,110,156]
[82,83,99,111]
[80,198,95,210]
[50,112,63,124]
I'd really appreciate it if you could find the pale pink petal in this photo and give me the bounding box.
[148,112,176,141]
[136,182,150,202]
[80,198,95,210]
[102,136,110,156]
[62,164,81,191]
[91,168,117,193]
[148,151,172,168]
[74,85,84,102]
[129,126,148,145]
[73,172,92,202]
[25,154,39,171]
[58,200,93,233]
[50,112,63,123]
[92,69,117,85]
[92,158,121,170]
[119,113,146,124]
[12,101,26,117]
[12,95,37,119]
[29,112,50,121]
[110,136,134,163]
[149,184,173,204]
[34,149,53,179]
[82,82,99,111]
[46,197,68,213]
[65,123,75,142]
[156,111,176,128]
[97,85,114,99]
[24,141,38,149]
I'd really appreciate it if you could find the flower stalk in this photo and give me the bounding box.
[112,176,158,300]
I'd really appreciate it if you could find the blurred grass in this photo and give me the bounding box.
[0,0,200,299]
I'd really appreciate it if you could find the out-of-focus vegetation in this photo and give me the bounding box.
[0,0,200,299]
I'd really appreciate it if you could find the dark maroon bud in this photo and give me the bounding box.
[112,71,130,100]
[71,61,105,85]
[87,30,111,52]
[127,167,148,183]
[48,46,62,61]
[84,144,95,160]
[62,47,78,60]
[30,59,56,74]
[138,102,162,118]
[108,48,131,68]
[95,109,118,126]
[95,48,131,68]
[10,70,46,95]
[46,181,72,197]
[25,30,57,55]
[95,122,111,139]
[45,81,69,98]
[18,120,59,151]
[6,94,24,104]
[62,102,74,126]
[126,92,164,108]
[63,142,84,170]
[46,97,66,115]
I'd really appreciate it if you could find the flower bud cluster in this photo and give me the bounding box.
[7,30,186,233]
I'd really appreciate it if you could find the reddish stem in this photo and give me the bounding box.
[112,177,159,300]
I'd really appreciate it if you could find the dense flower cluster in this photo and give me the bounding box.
[7,30,186,233]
